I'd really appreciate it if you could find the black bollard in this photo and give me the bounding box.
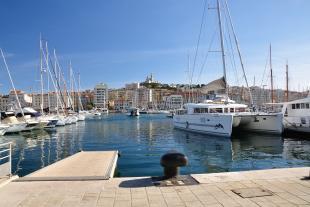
[160,151,188,178]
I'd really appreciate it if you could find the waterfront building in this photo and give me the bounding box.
[8,90,32,109]
[163,95,183,109]
[94,83,108,109]
[0,95,9,111]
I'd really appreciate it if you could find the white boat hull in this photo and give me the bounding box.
[283,116,310,133]
[0,125,9,136]
[6,123,27,133]
[235,113,283,134]
[78,114,85,121]
[173,114,233,137]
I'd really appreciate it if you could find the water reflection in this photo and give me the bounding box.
[0,114,309,177]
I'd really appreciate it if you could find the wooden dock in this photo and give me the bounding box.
[17,151,118,181]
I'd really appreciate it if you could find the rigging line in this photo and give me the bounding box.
[223,0,253,107]
[260,51,270,89]
[223,8,239,86]
[190,0,208,86]
[196,28,217,84]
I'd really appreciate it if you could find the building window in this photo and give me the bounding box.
[215,108,223,113]
[306,103,310,109]
[292,104,295,109]
[296,103,300,109]
[230,108,234,113]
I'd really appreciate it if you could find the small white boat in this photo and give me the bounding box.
[93,111,102,116]
[64,116,72,125]
[78,114,85,121]
[273,97,310,134]
[1,114,27,134]
[69,115,78,123]
[127,108,140,116]
[55,115,66,126]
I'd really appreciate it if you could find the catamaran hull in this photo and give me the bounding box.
[235,113,283,134]
[173,114,233,137]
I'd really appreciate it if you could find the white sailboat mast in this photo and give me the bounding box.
[39,36,45,114]
[45,42,51,114]
[223,0,254,107]
[216,0,227,88]
[0,48,25,119]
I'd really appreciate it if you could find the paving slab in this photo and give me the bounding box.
[0,167,308,207]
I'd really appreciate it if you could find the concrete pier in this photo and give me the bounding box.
[0,167,309,207]
[17,151,119,181]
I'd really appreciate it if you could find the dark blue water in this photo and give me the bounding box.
[0,114,309,177]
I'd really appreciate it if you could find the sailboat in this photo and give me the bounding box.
[173,0,283,137]
[0,49,37,133]
[269,62,310,134]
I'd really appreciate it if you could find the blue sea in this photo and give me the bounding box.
[0,114,309,177]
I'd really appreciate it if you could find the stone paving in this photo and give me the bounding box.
[0,167,309,207]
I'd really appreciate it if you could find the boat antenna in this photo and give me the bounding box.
[0,48,25,119]
[223,0,254,108]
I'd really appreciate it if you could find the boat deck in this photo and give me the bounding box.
[17,151,118,181]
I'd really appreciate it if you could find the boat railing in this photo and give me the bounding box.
[0,142,12,177]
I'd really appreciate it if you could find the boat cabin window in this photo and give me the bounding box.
[224,108,228,113]
[194,108,208,113]
[209,108,217,113]
[215,108,223,113]
[301,103,305,109]
[296,103,300,109]
[230,108,234,113]
[306,103,310,109]
[292,104,295,109]
[235,108,246,112]
[177,109,187,115]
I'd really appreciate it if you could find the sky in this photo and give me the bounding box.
[0,0,309,93]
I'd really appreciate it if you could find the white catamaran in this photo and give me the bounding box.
[173,0,283,137]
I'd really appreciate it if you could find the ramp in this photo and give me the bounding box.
[16,151,118,181]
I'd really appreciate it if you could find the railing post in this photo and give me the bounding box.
[9,142,12,177]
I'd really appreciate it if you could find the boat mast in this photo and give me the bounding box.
[45,42,51,114]
[0,49,25,119]
[39,35,44,114]
[69,61,75,112]
[269,44,274,104]
[216,0,228,97]
[223,0,254,108]
[285,60,289,102]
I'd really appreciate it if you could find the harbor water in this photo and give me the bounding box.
[0,114,309,177]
